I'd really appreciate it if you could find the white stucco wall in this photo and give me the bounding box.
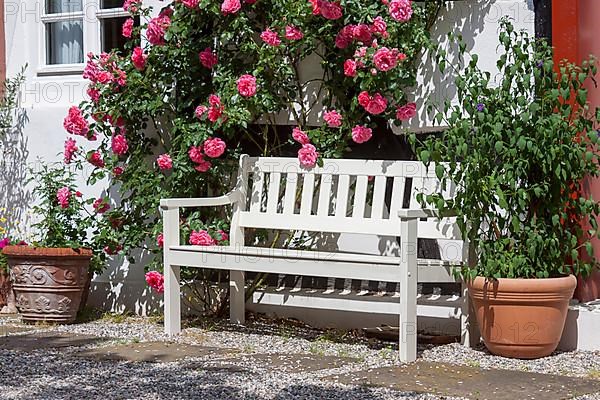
[1,0,534,316]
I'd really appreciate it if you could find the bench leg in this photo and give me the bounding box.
[230,270,245,325]
[399,218,418,363]
[164,263,181,336]
[461,282,479,347]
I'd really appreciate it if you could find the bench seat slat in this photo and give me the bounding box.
[168,245,458,282]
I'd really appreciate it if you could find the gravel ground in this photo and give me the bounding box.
[2,314,600,399]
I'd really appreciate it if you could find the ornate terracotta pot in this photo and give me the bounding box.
[2,246,92,323]
[468,275,576,359]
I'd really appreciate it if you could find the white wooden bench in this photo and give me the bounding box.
[160,155,475,362]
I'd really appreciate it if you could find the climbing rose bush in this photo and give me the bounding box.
[63,0,439,304]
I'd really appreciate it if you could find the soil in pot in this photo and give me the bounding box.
[2,246,92,324]
[468,275,576,359]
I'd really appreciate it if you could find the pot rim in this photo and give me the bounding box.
[1,246,93,258]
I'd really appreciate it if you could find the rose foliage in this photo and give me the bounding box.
[63,0,442,310]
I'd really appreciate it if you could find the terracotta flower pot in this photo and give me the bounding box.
[468,275,576,359]
[2,246,92,324]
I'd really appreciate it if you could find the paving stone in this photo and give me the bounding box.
[75,342,234,363]
[0,325,33,336]
[324,361,600,400]
[225,353,359,373]
[0,332,106,351]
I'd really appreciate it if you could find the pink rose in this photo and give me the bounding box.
[352,24,372,43]
[56,187,71,209]
[131,47,147,70]
[260,28,281,46]
[194,159,212,172]
[111,134,129,155]
[218,230,229,242]
[189,230,216,246]
[157,233,164,247]
[285,25,304,40]
[123,0,141,13]
[292,127,310,144]
[309,0,320,15]
[157,154,173,170]
[323,110,342,128]
[113,166,124,176]
[195,105,208,119]
[343,59,357,77]
[87,86,100,103]
[354,46,368,58]
[373,47,399,71]
[199,47,218,69]
[397,53,407,62]
[236,74,257,97]
[88,151,105,168]
[207,94,224,122]
[335,25,354,49]
[203,137,226,158]
[371,16,388,37]
[63,106,89,137]
[319,0,342,20]
[389,0,413,22]
[396,102,417,121]
[145,271,164,294]
[146,15,171,46]
[351,125,373,143]
[64,138,78,164]
[93,198,110,213]
[188,145,204,163]
[181,0,200,7]
[0,238,10,249]
[221,0,241,15]
[357,91,387,115]
[122,18,134,38]
[298,143,318,168]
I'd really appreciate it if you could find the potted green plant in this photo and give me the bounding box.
[2,163,103,323]
[413,19,600,358]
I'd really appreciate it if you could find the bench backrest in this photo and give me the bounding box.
[234,155,460,240]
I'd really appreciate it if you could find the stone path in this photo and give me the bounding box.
[1,317,600,399]
[326,362,600,400]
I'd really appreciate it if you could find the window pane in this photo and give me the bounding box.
[102,0,123,9]
[46,0,83,13]
[102,17,138,53]
[46,20,84,64]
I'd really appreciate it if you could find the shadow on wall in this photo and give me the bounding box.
[406,0,495,132]
[88,248,162,316]
[0,107,32,235]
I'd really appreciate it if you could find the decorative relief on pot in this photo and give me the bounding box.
[10,264,80,286]
[15,294,29,310]
[35,296,51,312]
[16,294,73,314]
[57,297,72,313]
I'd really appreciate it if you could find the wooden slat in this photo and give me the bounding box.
[371,176,387,219]
[389,176,405,219]
[250,171,264,212]
[335,175,350,217]
[266,172,281,214]
[317,174,333,216]
[245,157,433,178]
[352,176,368,218]
[283,172,298,215]
[300,173,315,215]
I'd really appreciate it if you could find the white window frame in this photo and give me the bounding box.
[37,1,129,76]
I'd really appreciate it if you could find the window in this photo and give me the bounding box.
[98,1,133,54]
[42,0,85,65]
[39,0,138,73]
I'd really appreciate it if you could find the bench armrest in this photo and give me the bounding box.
[398,208,457,219]
[160,190,242,210]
